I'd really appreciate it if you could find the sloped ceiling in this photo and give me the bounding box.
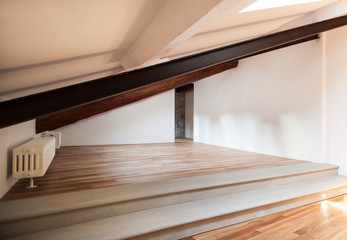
[0,0,346,100]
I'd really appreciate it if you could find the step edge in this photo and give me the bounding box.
[0,169,338,238]
[0,163,338,222]
[8,175,347,240]
[94,176,347,239]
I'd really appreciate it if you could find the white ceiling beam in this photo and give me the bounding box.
[275,0,347,31]
[120,0,257,70]
[164,15,299,60]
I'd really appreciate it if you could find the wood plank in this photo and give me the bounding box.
[185,194,347,240]
[0,15,346,129]
[35,61,236,133]
[1,140,305,201]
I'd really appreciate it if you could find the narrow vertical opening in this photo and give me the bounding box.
[175,90,185,138]
[16,155,19,172]
[34,154,37,170]
[22,155,25,171]
[28,155,31,170]
[175,84,194,141]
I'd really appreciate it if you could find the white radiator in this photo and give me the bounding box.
[12,136,56,180]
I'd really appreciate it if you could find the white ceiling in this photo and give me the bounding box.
[0,0,165,69]
[0,0,346,100]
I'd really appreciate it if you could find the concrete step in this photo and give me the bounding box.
[0,162,339,238]
[5,175,347,240]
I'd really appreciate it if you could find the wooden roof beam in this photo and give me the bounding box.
[36,34,319,133]
[0,15,346,130]
[36,61,238,133]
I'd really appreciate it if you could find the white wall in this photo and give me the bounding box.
[326,26,347,175]
[185,91,194,139]
[194,40,323,162]
[59,90,175,146]
[0,121,35,198]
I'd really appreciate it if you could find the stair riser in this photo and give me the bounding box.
[0,169,337,238]
[130,187,347,240]
[0,164,337,223]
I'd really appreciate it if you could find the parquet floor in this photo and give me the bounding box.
[183,194,347,240]
[2,139,305,201]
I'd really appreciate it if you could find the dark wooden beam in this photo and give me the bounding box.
[36,33,319,132]
[36,61,238,133]
[176,84,194,93]
[37,33,319,132]
[1,15,347,129]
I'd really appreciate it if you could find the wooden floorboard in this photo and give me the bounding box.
[1,140,305,201]
[183,194,347,240]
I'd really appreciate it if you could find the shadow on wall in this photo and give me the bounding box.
[195,111,316,160]
[194,40,323,162]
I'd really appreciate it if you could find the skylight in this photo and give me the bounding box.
[240,0,323,13]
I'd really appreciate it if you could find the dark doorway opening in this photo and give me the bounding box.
[175,84,194,139]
